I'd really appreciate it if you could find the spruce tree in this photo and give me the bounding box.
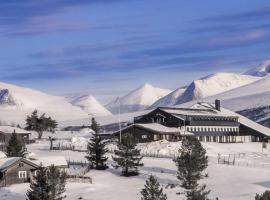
[112,133,143,176]
[186,185,210,200]
[26,166,50,200]
[27,165,67,200]
[90,117,100,133]
[5,131,27,157]
[47,165,67,200]
[141,175,167,200]
[174,137,209,199]
[255,190,270,200]
[85,118,108,170]
[25,110,57,139]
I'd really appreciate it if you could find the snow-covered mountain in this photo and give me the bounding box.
[67,94,112,117]
[244,60,270,77]
[149,86,187,109]
[175,73,260,105]
[0,81,89,125]
[190,75,270,111]
[106,83,171,114]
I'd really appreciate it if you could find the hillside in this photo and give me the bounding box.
[149,86,187,109]
[174,73,260,105]
[244,60,270,77]
[0,81,88,125]
[106,83,171,114]
[67,94,112,116]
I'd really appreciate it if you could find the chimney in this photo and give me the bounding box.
[215,99,221,111]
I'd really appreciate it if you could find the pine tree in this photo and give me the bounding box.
[186,185,211,200]
[255,190,270,200]
[47,165,67,200]
[85,118,108,170]
[174,137,209,199]
[25,110,57,139]
[5,131,27,157]
[141,175,167,200]
[112,133,143,176]
[90,117,100,133]
[26,166,50,200]
[26,165,67,200]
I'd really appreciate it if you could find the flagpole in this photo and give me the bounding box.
[118,97,122,144]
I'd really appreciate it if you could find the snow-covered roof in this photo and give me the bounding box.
[121,123,193,136]
[192,103,270,137]
[160,107,238,118]
[0,151,6,159]
[0,157,21,170]
[30,156,68,168]
[0,126,31,134]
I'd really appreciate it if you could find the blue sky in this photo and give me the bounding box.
[1,0,270,103]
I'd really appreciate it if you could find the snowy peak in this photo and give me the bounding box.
[106,83,171,114]
[175,73,260,105]
[67,94,112,117]
[0,89,21,106]
[149,86,187,109]
[244,60,270,77]
[0,81,89,123]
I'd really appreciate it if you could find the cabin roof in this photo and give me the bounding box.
[30,156,68,168]
[118,123,194,136]
[158,107,238,118]
[0,126,31,135]
[0,157,39,171]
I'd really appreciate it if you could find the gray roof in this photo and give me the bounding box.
[159,107,238,118]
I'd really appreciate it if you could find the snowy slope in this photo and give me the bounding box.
[175,73,260,105]
[105,83,171,114]
[179,75,270,112]
[244,60,270,77]
[0,82,88,125]
[67,94,112,116]
[149,86,187,109]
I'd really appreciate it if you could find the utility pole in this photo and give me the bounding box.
[116,97,122,143]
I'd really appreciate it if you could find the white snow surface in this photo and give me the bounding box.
[149,86,187,109]
[0,126,28,134]
[175,73,260,105]
[29,156,68,167]
[106,83,171,114]
[0,81,89,125]
[244,59,270,77]
[2,141,270,200]
[0,157,21,170]
[182,75,270,111]
[66,94,112,117]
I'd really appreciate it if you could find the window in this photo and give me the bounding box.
[142,135,147,139]
[154,135,158,140]
[18,171,27,179]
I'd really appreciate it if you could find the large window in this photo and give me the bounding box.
[18,171,27,179]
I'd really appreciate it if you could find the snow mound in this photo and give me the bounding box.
[244,60,270,77]
[106,83,171,114]
[175,73,260,105]
[67,94,112,117]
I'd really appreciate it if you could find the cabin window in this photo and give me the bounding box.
[142,135,147,139]
[18,171,27,179]
[154,135,158,140]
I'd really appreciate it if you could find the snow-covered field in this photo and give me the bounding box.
[1,141,270,200]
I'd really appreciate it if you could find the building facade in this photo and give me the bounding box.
[0,158,39,187]
[114,100,270,143]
